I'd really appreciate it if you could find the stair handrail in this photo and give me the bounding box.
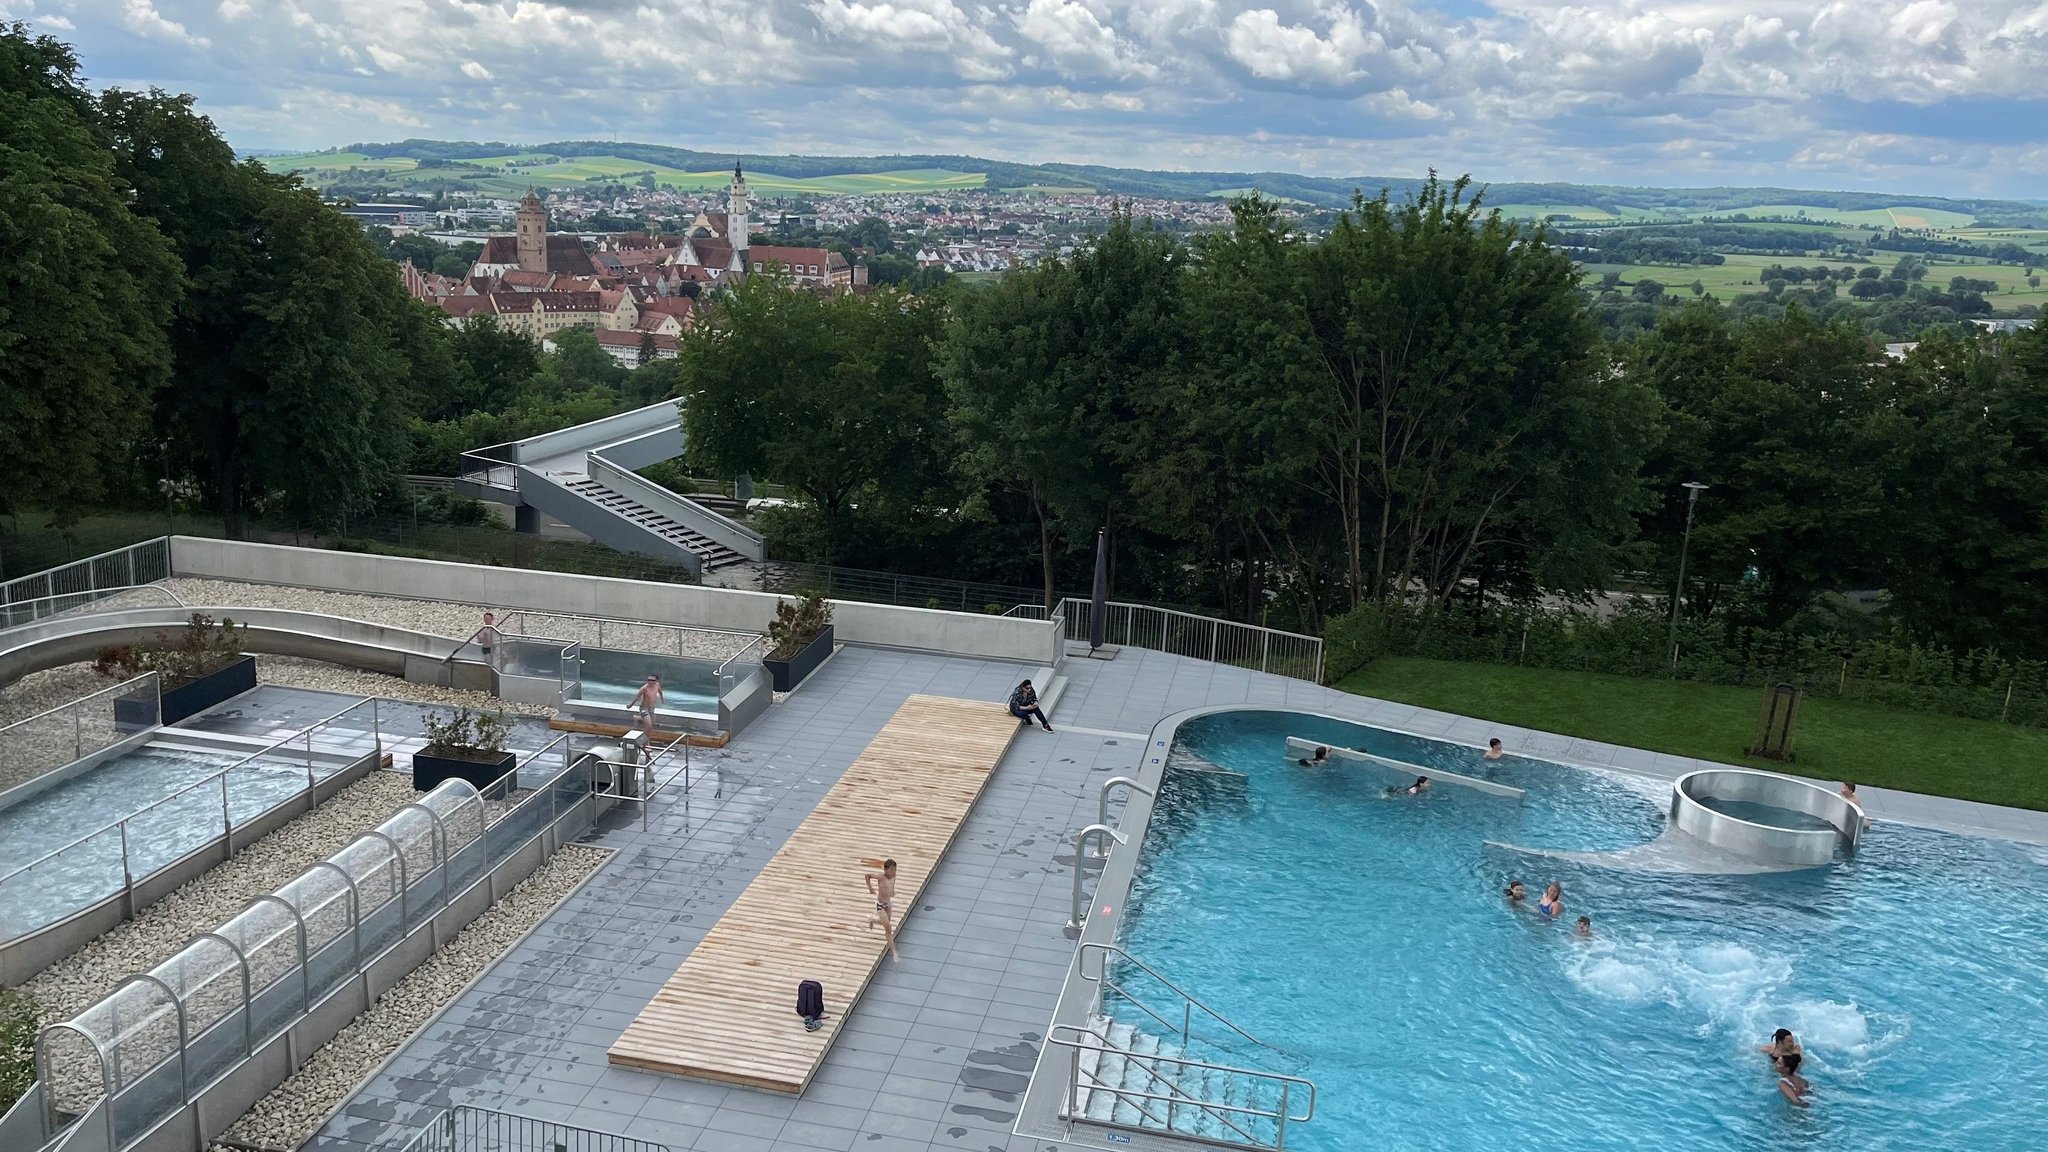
[1056,1023,1260,1148]
[1049,1022,1316,1149]
[1080,942,1275,1053]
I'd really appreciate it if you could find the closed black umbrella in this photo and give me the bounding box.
[1089,527,1108,653]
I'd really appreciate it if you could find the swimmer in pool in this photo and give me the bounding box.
[1575,915,1592,938]
[1386,775,1430,796]
[1775,1051,1810,1105]
[1484,738,1504,760]
[1840,781,1872,830]
[1504,880,1526,904]
[1297,745,1330,766]
[1757,1028,1802,1060]
[1537,882,1563,918]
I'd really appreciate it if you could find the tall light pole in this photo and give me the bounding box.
[1668,481,1709,668]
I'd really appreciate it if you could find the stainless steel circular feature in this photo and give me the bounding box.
[1670,768,1864,867]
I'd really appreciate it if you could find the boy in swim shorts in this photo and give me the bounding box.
[865,858,900,962]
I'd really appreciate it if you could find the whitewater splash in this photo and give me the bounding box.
[1566,936,1902,1072]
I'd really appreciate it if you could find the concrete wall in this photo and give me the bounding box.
[510,400,679,466]
[169,538,1056,665]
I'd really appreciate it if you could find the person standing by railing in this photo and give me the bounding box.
[477,610,498,662]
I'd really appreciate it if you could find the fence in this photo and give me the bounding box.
[1017,598,1324,683]
[33,737,585,1151]
[0,698,385,947]
[0,541,173,629]
[748,561,1040,613]
[492,610,761,662]
[397,1104,675,1152]
[1324,599,2048,728]
[0,674,159,800]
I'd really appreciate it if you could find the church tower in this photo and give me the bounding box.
[515,189,547,274]
[727,162,750,263]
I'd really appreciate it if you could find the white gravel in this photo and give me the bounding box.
[210,845,611,1152]
[253,655,554,718]
[162,579,757,661]
[21,773,420,1023]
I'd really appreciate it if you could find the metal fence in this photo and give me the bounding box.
[34,737,584,1148]
[0,540,173,629]
[1016,598,1324,683]
[740,560,1041,613]
[0,698,385,946]
[397,1104,675,1152]
[0,674,159,798]
[493,610,761,662]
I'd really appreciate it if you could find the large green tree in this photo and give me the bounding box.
[0,26,177,529]
[101,90,424,534]
[943,212,1183,605]
[678,275,948,560]
[1297,175,1630,609]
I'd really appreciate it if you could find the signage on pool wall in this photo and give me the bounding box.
[1103,1135,1131,1145]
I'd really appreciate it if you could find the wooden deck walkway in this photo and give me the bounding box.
[606,694,1021,1093]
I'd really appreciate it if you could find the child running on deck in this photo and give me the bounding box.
[865,859,900,962]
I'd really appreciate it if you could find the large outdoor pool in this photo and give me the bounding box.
[1115,710,2048,1151]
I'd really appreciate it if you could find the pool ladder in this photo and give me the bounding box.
[1054,943,1316,1150]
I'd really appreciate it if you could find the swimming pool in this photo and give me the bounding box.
[571,648,720,716]
[1107,710,2048,1152]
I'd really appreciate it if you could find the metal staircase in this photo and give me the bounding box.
[1051,944,1316,1150]
[559,475,752,572]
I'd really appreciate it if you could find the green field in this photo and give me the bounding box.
[1724,203,1980,229]
[1338,657,2048,811]
[262,150,988,197]
[1493,203,1681,223]
[1580,249,2048,307]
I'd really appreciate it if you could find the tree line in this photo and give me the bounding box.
[676,182,2048,663]
[0,24,669,551]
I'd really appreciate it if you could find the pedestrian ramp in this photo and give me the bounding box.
[606,694,1020,1093]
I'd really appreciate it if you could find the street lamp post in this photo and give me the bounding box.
[1668,481,1709,669]
[160,441,174,539]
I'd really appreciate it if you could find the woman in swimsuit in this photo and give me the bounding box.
[1538,882,1563,918]
[1775,1051,1809,1105]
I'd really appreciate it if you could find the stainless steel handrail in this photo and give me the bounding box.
[1062,1022,1264,1146]
[0,583,187,626]
[715,634,768,676]
[1048,1022,1316,1149]
[0,696,383,890]
[1080,942,1275,1053]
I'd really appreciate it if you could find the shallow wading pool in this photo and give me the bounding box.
[1106,710,2048,1151]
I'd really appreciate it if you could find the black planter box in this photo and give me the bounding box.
[764,624,834,692]
[114,654,258,730]
[411,748,518,796]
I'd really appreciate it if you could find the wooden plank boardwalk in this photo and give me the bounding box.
[607,694,1021,1093]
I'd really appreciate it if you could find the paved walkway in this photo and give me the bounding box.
[311,642,2048,1152]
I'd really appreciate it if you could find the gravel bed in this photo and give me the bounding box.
[163,579,758,661]
[21,774,419,1023]
[0,664,113,729]
[210,845,612,1152]
[253,655,553,718]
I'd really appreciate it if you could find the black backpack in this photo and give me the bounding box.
[796,979,825,1029]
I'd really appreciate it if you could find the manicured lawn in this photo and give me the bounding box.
[1337,657,2048,811]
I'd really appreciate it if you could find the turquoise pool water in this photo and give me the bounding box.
[571,648,719,714]
[1116,711,2048,1151]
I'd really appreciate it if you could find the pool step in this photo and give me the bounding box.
[1074,1016,1289,1148]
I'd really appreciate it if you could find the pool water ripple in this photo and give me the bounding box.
[1111,711,2048,1151]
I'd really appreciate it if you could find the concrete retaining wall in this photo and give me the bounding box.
[168,538,1056,665]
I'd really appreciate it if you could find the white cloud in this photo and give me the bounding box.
[25,0,2048,196]
[119,0,209,46]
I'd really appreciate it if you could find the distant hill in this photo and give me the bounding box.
[259,139,2048,227]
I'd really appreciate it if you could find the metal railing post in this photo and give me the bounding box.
[1261,631,1271,673]
[1095,777,1153,852]
[1278,1081,1290,1148]
[221,774,232,840]
[118,821,135,917]
[1068,824,1126,929]
[73,708,82,759]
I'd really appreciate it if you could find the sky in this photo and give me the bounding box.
[7,0,2048,199]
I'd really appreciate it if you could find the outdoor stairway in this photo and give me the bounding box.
[560,475,752,572]
[1072,1016,1293,1149]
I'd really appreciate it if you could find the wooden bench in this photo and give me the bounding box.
[607,694,1021,1093]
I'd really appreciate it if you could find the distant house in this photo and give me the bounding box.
[594,328,680,369]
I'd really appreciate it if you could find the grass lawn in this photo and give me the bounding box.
[1337,657,2048,811]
